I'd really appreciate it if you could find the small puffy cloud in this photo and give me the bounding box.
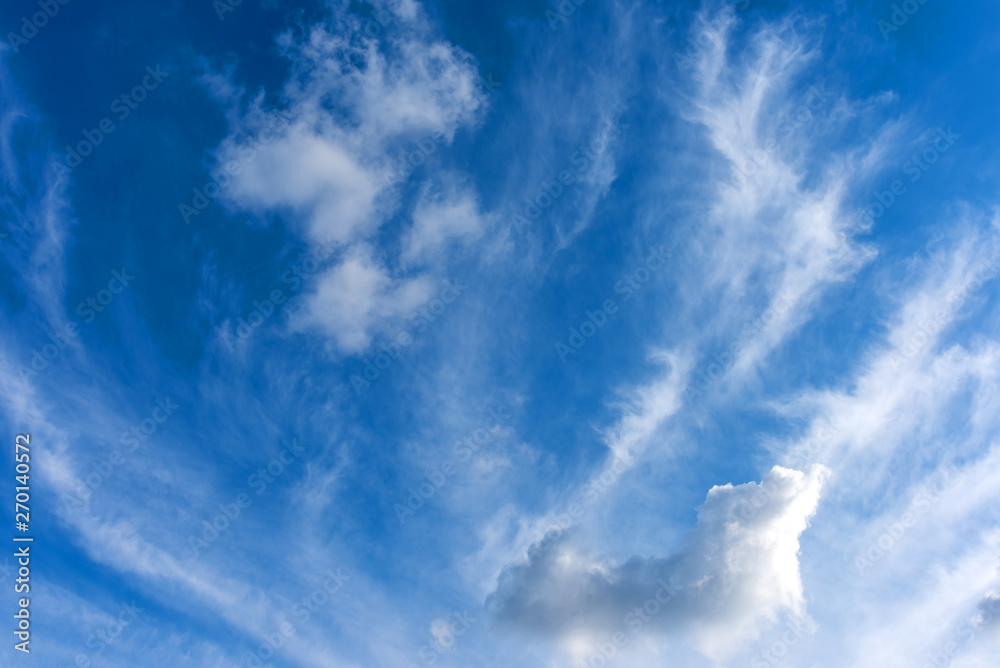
[488,465,827,660]
[350,39,483,141]
[293,246,433,352]
[219,122,383,244]
[403,180,485,265]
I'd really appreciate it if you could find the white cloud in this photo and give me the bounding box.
[208,2,487,353]
[293,246,434,352]
[747,213,1000,668]
[488,465,826,660]
[402,179,485,265]
[220,123,383,243]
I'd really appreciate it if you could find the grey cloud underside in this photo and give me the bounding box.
[488,465,826,656]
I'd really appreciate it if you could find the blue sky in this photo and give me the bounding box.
[2,0,1000,666]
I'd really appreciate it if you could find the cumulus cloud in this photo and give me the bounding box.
[219,122,383,243]
[488,465,827,659]
[206,1,487,352]
[402,178,485,265]
[292,245,434,352]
